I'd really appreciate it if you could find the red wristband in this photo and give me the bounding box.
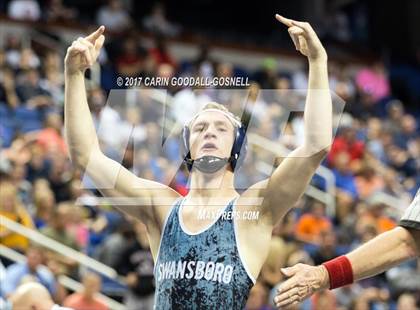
[322,255,354,289]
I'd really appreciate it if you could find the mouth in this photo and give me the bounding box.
[201,142,218,151]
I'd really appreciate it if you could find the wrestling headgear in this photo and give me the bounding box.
[181,108,247,173]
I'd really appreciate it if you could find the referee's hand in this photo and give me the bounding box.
[273,263,329,308]
[65,26,105,75]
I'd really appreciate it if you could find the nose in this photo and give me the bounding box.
[203,125,217,139]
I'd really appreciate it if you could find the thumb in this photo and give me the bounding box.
[281,266,298,277]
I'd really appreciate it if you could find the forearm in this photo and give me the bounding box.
[64,71,101,167]
[345,227,418,281]
[303,59,332,152]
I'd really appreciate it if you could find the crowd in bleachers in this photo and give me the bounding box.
[1,1,420,309]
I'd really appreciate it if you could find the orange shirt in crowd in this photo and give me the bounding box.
[37,128,67,155]
[63,293,108,310]
[295,214,332,244]
[376,217,396,233]
[359,213,397,234]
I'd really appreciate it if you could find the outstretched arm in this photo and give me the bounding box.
[244,15,332,225]
[64,26,179,222]
[274,226,420,308]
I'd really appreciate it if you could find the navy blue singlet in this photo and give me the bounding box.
[154,197,255,309]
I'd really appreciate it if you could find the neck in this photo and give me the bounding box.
[82,291,94,301]
[187,168,238,203]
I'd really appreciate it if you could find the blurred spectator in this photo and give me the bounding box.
[65,204,89,250]
[95,219,135,267]
[115,37,148,78]
[310,290,337,310]
[171,88,211,125]
[149,36,176,67]
[253,58,278,89]
[36,113,67,155]
[384,100,405,135]
[259,222,297,288]
[40,204,79,275]
[46,0,78,22]
[295,201,332,245]
[356,201,396,234]
[310,229,341,265]
[142,2,180,37]
[19,48,41,71]
[40,204,79,250]
[9,161,32,205]
[394,114,417,150]
[328,125,365,167]
[96,0,132,33]
[244,282,270,310]
[0,67,19,108]
[0,181,34,255]
[355,61,390,104]
[87,87,122,151]
[331,152,359,199]
[396,293,418,310]
[32,181,55,229]
[63,272,108,310]
[354,165,384,200]
[351,287,390,309]
[114,221,154,309]
[16,68,50,105]
[9,282,70,310]
[8,0,41,21]
[0,245,56,297]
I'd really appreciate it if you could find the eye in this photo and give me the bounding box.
[218,127,227,132]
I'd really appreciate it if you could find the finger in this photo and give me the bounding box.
[276,291,301,308]
[77,37,94,49]
[275,286,300,304]
[280,266,298,277]
[298,36,307,51]
[77,37,95,63]
[94,35,105,53]
[68,41,86,55]
[78,37,98,66]
[290,20,313,33]
[275,14,293,27]
[73,41,92,66]
[288,28,303,50]
[85,25,105,43]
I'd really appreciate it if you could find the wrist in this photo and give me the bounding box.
[308,55,328,65]
[317,265,330,290]
[64,67,85,78]
[322,255,354,289]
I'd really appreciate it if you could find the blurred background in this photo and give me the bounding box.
[0,0,419,309]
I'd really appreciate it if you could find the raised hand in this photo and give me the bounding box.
[275,14,327,62]
[274,263,330,308]
[64,26,105,75]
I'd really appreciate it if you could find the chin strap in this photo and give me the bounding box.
[185,155,234,174]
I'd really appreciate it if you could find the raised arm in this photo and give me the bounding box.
[274,226,420,308]
[244,15,332,225]
[64,26,179,221]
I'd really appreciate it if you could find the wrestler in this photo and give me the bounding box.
[64,14,331,308]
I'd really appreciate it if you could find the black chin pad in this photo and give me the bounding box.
[193,156,229,174]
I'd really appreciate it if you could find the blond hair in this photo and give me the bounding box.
[188,102,241,129]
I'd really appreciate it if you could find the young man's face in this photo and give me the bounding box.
[189,111,236,162]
